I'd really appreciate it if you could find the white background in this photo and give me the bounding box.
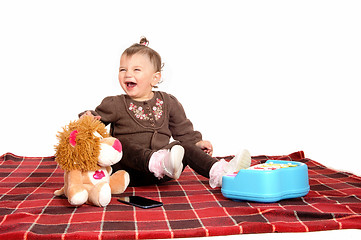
[0,0,360,238]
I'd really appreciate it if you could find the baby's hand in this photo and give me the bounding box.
[80,110,102,120]
[196,140,213,156]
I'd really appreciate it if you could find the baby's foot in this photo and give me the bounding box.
[225,149,251,174]
[209,149,251,188]
[149,145,185,179]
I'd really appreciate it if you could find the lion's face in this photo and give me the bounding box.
[97,135,123,167]
[55,116,122,171]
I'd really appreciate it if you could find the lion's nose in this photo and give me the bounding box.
[112,139,122,153]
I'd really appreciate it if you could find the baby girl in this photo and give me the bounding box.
[80,37,251,188]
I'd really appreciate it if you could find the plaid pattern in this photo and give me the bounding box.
[1,151,361,239]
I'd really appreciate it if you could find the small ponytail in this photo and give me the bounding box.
[122,36,163,73]
[139,36,149,46]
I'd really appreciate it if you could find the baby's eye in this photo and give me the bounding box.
[119,68,126,72]
[134,68,141,72]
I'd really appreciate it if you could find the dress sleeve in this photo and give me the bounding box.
[94,96,121,126]
[168,94,202,144]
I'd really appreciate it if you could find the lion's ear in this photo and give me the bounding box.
[69,130,78,146]
[93,131,104,139]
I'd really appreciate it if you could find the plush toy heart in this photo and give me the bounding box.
[93,170,106,180]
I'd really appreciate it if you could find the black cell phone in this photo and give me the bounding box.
[118,196,163,209]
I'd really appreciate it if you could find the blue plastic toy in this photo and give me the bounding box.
[221,160,310,203]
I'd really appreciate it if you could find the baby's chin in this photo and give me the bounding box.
[120,84,135,94]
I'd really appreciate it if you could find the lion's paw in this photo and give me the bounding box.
[98,184,111,207]
[69,189,88,206]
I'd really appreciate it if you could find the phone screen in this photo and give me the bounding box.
[118,196,163,209]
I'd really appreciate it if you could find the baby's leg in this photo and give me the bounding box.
[112,139,154,173]
[113,140,184,186]
[181,143,251,188]
[181,143,218,178]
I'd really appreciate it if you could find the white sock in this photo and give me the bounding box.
[148,145,184,179]
[209,149,251,188]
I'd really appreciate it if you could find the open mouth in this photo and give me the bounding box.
[126,82,137,88]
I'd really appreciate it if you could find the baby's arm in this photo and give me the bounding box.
[168,94,213,154]
[78,110,101,120]
[78,96,120,125]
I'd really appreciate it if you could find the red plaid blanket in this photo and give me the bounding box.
[1,151,361,239]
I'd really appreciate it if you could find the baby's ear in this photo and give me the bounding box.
[151,71,162,87]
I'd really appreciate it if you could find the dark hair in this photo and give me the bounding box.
[122,37,163,72]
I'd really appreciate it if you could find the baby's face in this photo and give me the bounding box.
[118,53,160,101]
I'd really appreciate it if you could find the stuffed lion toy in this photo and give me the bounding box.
[54,116,129,207]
